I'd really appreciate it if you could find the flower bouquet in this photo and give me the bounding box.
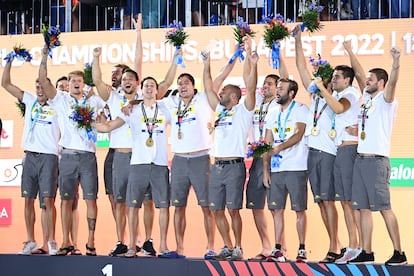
[83,63,94,87]
[307,54,333,94]
[165,20,188,68]
[229,17,255,64]
[42,24,61,57]
[69,104,96,141]
[4,44,33,63]
[246,140,273,158]
[263,14,290,69]
[300,3,324,33]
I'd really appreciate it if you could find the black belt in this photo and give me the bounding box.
[215,158,244,165]
[357,153,385,158]
[24,150,43,155]
[309,147,323,153]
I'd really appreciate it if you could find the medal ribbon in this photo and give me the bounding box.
[177,96,193,135]
[29,100,43,132]
[313,97,328,128]
[212,108,230,131]
[361,99,372,133]
[141,102,158,139]
[258,99,273,139]
[277,100,295,142]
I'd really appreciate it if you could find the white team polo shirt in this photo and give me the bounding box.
[49,91,105,153]
[22,92,60,155]
[334,86,361,145]
[210,102,254,158]
[163,92,212,153]
[357,91,397,157]
[265,101,309,172]
[119,101,171,166]
[305,95,337,156]
[106,92,133,148]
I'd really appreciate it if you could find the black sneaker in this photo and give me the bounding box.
[385,250,407,266]
[348,250,374,264]
[142,239,156,256]
[109,241,128,256]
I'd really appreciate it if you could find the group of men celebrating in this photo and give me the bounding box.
[2,13,407,265]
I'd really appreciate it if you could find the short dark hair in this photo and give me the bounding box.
[55,76,68,88]
[265,74,280,84]
[334,65,355,85]
[177,73,195,86]
[114,64,130,73]
[123,69,139,82]
[278,78,299,98]
[369,68,389,85]
[141,76,159,89]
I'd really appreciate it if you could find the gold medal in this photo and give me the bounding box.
[178,131,182,140]
[360,131,366,140]
[311,127,319,136]
[146,137,154,147]
[328,129,336,139]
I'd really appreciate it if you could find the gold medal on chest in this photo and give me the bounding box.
[311,127,319,136]
[360,131,366,140]
[328,129,336,139]
[146,137,154,147]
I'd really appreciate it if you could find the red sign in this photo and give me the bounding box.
[0,199,12,225]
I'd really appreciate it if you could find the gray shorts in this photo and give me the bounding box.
[246,157,267,209]
[171,154,210,207]
[22,151,58,206]
[104,148,115,195]
[268,171,308,211]
[352,155,391,211]
[334,144,357,201]
[112,152,132,203]
[59,151,98,200]
[307,148,336,203]
[127,164,169,209]
[209,159,246,210]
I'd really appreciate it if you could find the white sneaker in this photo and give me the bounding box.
[18,241,38,255]
[296,249,307,263]
[231,246,243,261]
[267,248,286,262]
[335,247,362,264]
[48,240,58,255]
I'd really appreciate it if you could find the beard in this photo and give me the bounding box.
[276,93,290,105]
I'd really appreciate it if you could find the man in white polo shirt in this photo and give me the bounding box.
[345,46,407,266]
[202,48,257,261]
[315,63,362,264]
[2,54,59,256]
[39,45,105,256]
[263,78,309,263]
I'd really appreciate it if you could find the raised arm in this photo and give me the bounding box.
[92,47,113,101]
[132,13,142,82]
[157,48,180,99]
[244,48,258,111]
[39,45,57,99]
[384,47,401,103]
[1,56,24,101]
[293,25,313,90]
[213,43,238,92]
[315,77,350,114]
[202,52,219,110]
[343,40,365,91]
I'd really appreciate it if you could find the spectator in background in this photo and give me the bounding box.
[141,0,166,28]
[351,0,380,19]
[123,0,140,29]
